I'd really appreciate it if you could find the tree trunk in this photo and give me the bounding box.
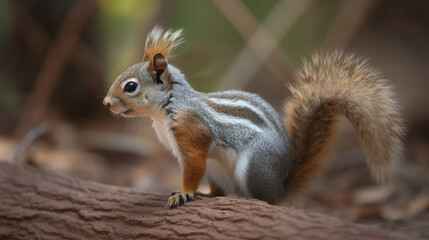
[0,163,415,240]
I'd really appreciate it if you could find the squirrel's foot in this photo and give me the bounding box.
[170,190,212,198]
[170,190,181,196]
[167,191,195,209]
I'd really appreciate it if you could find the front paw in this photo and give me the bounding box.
[170,190,180,196]
[167,192,195,209]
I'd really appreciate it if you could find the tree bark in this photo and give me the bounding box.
[0,163,415,240]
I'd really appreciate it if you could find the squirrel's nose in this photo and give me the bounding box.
[103,97,111,108]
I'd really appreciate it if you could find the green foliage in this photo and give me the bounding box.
[0,1,11,48]
[0,77,20,113]
[99,0,161,84]
[98,0,339,90]
[244,0,282,22]
[281,0,339,64]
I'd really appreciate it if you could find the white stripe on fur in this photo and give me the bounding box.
[234,150,251,196]
[207,97,271,126]
[205,105,263,133]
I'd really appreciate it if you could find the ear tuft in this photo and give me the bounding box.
[143,26,183,70]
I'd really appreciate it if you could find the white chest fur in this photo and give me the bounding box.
[206,145,250,197]
[151,113,182,165]
[151,113,250,197]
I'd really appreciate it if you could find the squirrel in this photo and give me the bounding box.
[103,27,405,209]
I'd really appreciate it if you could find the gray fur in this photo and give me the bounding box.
[105,34,404,206]
[108,57,293,203]
[104,27,295,205]
[153,64,292,202]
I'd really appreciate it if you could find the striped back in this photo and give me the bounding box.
[198,90,287,150]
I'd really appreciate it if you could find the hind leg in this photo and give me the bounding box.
[244,147,288,204]
[208,180,225,197]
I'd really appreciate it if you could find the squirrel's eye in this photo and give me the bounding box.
[124,82,138,93]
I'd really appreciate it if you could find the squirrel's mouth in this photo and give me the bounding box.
[107,99,134,118]
[120,109,134,118]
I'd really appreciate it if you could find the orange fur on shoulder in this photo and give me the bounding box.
[143,26,183,69]
[172,108,212,194]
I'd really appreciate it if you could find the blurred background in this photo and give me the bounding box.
[0,0,428,237]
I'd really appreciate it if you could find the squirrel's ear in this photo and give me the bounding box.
[152,53,168,71]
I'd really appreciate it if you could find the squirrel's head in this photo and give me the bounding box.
[103,26,183,117]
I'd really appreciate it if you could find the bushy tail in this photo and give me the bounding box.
[282,51,405,203]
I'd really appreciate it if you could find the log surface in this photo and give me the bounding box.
[0,163,416,240]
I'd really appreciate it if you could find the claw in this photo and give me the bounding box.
[167,192,195,209]
[170,190,180,196]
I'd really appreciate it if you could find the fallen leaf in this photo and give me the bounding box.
[382,205,410,221]
[353,185,395,205]
[348,205,382,220]
[408,196,429,215]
